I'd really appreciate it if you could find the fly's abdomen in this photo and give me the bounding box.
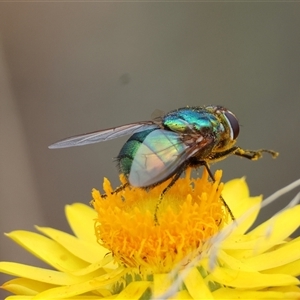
[117,128,157,179]
[118,128,187,188]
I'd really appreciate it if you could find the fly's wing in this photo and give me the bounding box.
[128,129,204,188]
[49,121,157,149]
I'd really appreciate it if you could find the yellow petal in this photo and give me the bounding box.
[6,231,88,272]
[36,226,105,264]
[174,290,193,299]
[207,265,299,289]
[153,273,172,297]
[69,255,113,277]
[152,273,194,299]
[33,268,128,299]
[228,196,262,235]
[217,249,257,272]
[246,205,300,254]
[213,287,300,299]
[4,297,101,300]
[0,262,83,285]
[1,278,55,295]
[4,296,34,300]
[65,203,97,243]
[263,259,300,277]
[223,177,249,201]
[221,233,272,250]
[222,177,250,216]
[222,177,262,234]
[183,267,214,299]
[243,239,300,271]
[115,281,151,299]
[268,286,300,293]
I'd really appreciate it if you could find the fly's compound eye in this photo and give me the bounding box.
[224,110,240,140]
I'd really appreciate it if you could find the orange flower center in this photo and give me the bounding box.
[92,169,227,274]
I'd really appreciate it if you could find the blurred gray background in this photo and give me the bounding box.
[0,3,299,296]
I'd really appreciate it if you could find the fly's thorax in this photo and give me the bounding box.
[162,107,221,136]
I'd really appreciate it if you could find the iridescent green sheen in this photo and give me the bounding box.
[162,107,224,137]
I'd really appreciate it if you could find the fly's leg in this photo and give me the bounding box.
[204,146,278,221]
[154,160,235,224]
[154,147,278,224]
[202,162,235,222]
[233,147,279,160]
[100,182,130,199]
[154,165,187,225]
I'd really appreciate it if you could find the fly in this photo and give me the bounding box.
[49,105,278,223]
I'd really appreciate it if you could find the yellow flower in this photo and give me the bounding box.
[1,169,300,299]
